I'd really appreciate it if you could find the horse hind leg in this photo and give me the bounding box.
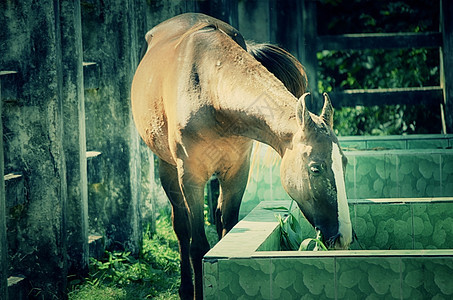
[158,159,194,300]
[177,168,211,300]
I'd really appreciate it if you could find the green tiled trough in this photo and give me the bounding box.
[204,199,453,299]
[240,135,453,218]
[205,135,453,299]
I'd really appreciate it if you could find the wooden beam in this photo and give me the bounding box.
[317,32,442,51]
[329,87,444,107]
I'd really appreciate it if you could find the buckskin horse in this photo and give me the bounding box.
[131,13,352,300]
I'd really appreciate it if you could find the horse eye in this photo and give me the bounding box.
[308,162,323,175]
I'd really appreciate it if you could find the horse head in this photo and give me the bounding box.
[281,92,352,249]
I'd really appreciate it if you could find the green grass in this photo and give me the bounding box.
[68,215,181,300]
[68,210,219,300]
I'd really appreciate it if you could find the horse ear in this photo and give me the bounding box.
[296,93,315,130]
[320,92,334,129]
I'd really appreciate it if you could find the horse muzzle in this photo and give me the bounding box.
[317,228,352,250]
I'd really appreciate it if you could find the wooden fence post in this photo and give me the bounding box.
[441,0,453,133]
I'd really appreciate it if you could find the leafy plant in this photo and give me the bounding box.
[277,212,304,251]
[315,0,442,135]
[68,215,181,299]
[299,231,328,251]
[267,204,329,251]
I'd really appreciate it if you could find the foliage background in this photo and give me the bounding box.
[316,0,442,135]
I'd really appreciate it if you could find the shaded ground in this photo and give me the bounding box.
[68,213,218,299]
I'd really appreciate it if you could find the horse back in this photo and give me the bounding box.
[132,13,306,166]
[131,14,248,164]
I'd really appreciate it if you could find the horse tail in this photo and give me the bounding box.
[246,42,308,98]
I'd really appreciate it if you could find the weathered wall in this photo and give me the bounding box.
[0,0,69,298]
[1,0,150,297]
[238,0,272,43]
[81,0,146,253]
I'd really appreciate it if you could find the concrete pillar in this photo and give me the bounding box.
[238,0,271,42]
[59,0,89,275]
[145,0,199,28]
[0,1,68,297]
[273,0,302,56]
[0,72,9,300]
[441,0,453,132]
[199,0,239,27]
[82,0,146,254]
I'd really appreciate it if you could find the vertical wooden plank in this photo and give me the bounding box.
[299,0,320,113]
[441,0,453,133]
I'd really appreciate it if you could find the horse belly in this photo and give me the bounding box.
[183,135,253,180]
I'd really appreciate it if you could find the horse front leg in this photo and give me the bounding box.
[178,168,211,300]
[216,156,251,238]
[158,159,194,300]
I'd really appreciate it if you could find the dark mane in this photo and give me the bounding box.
[246,41,308,98]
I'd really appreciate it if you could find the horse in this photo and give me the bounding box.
[131,13,352,300]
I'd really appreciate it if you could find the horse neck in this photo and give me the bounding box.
[215,65,299,156]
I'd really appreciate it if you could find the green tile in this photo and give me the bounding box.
[336,257,402,299]
[348,153,400,199]
[397,154,441,198]
[354,155,387,199]
[413,202,453,249]
[340,141,367,150]
[441,153,453,196]
[367,140,406,149]
[383,154,398,198]
[408,139,448,149]
[401,258,453,299]
[271,257,335,299]
[204,260,219,300]
[354,203,412,250]
[345,156,356,199]
[218,259,271,299]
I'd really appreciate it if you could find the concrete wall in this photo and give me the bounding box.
[1,1,69,298]
[81,0,146,254]
[0,0,151,298]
